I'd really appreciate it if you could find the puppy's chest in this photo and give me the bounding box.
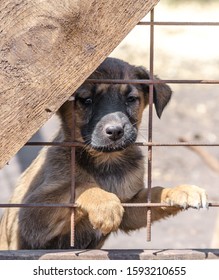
[94,167,144,201]
[76,153,145,201]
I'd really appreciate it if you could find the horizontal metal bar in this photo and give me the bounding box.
[87,78,219,85]
[135,142,219,147]
[122,202,219,207]
[0,203,76,208]
[0,202,218,208]
[24,141,219,147]
[24,141,84,147]
[138,21,219,26]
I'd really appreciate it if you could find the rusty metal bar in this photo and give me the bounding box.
[0,202,218,208]
[25,141,83,147]
[146,8,155,242]
[123,202,219,208]
[24,141,219,147]
[138,21,219,26]
[135,142,219,147]
[70,97,76,247]
[87,78,219,85]
[0,203,77,208]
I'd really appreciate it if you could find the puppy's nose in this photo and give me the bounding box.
[105,125,124,141]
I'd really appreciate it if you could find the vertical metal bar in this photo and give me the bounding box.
[70,96,76,247]
[147,8,155,242]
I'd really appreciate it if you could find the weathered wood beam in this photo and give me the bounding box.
[0,249,219,260]
[0,0,159,168]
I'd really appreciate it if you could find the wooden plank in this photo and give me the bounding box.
[0,249,219,260]
[0,0,159,168]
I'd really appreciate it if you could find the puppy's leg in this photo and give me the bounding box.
[120,185,208,232]
[0,208,17,250]
[17,183,73,249]
[17,184,123,248]
[76,185,124,236]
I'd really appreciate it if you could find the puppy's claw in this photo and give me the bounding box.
[163,185,208,210]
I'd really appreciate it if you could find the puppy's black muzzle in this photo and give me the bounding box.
[83,111,137,152]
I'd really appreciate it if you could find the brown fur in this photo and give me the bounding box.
[0,58,208,250]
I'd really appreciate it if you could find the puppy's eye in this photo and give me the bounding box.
[84,98,93,105]
[126,96,138,103]
[79,97,93,105]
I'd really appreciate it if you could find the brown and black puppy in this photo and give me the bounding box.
[0,57,208,250]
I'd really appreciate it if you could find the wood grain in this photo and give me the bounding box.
[0,249,219,260]
[0,0,159,168]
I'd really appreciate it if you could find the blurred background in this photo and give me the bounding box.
[1,0,219,249]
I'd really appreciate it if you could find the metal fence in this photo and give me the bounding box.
[1,7,219,248]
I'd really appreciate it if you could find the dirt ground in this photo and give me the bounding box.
[1,0,219,249]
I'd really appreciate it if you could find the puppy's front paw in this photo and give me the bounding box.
[162,185,208,209]
[88,193,124,235]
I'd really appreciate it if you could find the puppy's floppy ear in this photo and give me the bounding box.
[135,66,172,118]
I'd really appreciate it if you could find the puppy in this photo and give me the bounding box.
[0,57,208,249]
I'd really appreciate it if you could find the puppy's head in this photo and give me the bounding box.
[59,58,172,152]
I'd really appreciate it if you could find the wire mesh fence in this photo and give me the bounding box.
[1,6,219,249]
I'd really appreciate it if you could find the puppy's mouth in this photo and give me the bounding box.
[89,137,137,153]
[84,132,137,153]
